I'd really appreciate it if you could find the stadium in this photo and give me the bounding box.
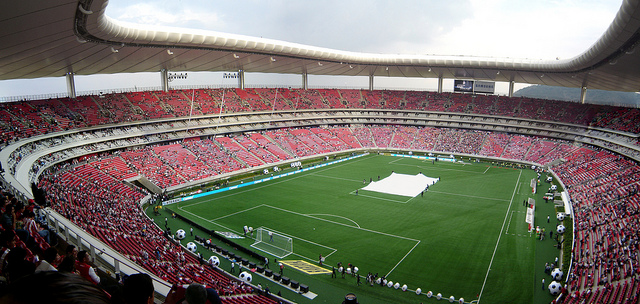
[0,1,640,304]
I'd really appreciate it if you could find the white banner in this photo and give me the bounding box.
[474,81,495,94]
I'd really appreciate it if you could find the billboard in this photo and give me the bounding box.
[453,80,474,93]
[474,81,495,94]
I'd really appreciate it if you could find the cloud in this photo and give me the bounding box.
[430,0,619,59]
[107,2,225,30]
[105,0,618,59]
[0,0,624,97]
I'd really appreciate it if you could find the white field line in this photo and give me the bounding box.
[385,240,421,278]
[390,162,480,174]
[477,169,522,304]
[505,211,516,234]
[260,205,422,275]
[181,154,373,209]
[388,158,403,164]
[310,173,363,183]
[263,204,420,242]
[210,204,265,221]
[350,190,409,204]
[483,166,490,174]
[178,205,242,234]
[305,214,361,228]
[428,190,510,202]
[257,226,337,252]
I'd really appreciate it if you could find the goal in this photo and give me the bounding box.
[251,227,293,259]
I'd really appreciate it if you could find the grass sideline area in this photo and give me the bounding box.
[154,154,563,303]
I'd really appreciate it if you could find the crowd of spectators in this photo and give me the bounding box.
[33,126,638,303]
[2,87,640,303]
[3,88,640,146]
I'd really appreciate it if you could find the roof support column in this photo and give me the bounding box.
[508,81,515,97]
[238,70,245,90]
[437,76,443,93]
[160,69,169,92]
[65,72,76,99]
[302,72,308,90]
[580,86,587,104]
[369,74,374,91]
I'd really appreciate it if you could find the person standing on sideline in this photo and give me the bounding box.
[547,215,550,223]
[269,231,273,242]
[190,227,193,236]
[264,256,269,269]
[331,266,336,278]
[230,261,235,274]
[542,278,545,290]
[319,254,323,266]
[357,274,361,286]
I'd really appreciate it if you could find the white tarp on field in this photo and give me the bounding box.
[361,172,439,197]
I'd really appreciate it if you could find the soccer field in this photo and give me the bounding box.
[170,154,540,303]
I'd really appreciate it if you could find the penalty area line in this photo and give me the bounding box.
[305,214,361,228]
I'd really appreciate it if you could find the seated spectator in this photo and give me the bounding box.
[23,211,50,248]
[0,271,111,304]
[65,244,78,259]
[0,230,17,273]
[185,283,221,304]
[163,283,222,304]
[0,205,29,244]
[4,247,35,284]
[76,250,100,285]
[35,247,59,273]
[57,256,77,274]
[123,273,155,304]
[0,230,34,277]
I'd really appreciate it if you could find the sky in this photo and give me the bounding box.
[0,0,623,99]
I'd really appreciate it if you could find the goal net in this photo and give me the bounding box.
[251,227,293,259]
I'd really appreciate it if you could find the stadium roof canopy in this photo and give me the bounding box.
[1,0,640,92]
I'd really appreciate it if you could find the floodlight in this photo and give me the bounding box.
[110,46,118,53]
[167,50,174,55]
[270,57,276,62]
[233,54,240,59]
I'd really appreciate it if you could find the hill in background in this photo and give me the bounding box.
[514,85,640,107]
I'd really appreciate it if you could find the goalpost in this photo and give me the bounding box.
[251,227,293,259]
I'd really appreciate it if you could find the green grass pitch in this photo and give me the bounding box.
[171,154,541,303]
